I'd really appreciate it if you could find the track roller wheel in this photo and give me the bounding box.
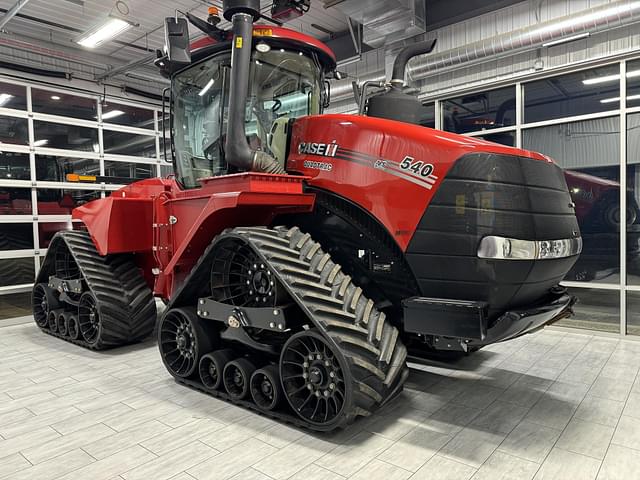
[223,358,256,400]
[32,283,59,328]
[280,330,349,429]
[250,365,282,411]
[67,313,80,340]
[48,310,60,333]
[78,292,101,347]
[57,312,68,337]
[199,349,235,391]
[159,308,217,379]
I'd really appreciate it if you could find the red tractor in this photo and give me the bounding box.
[32,1,582,430]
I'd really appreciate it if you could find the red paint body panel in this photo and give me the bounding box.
[74,197,154,254]
[288,114,551,251]
[74,174,314,299]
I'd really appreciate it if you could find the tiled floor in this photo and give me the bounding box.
[1,323,640,480]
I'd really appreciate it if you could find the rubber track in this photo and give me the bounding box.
[35,231,156,350]
[168,226,409,429]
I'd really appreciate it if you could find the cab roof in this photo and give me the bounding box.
[189,25,337,71]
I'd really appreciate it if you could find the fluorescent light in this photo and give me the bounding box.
[51,95,61,100]
[542,32,591,48]
[77,17,134,49]
[198,79,214,97]
[102,109,124,120]
[599,94,640,104]
[582,69,640,85]
[33,139,48,147]
[583,73,621,85]
[0,93,13,106]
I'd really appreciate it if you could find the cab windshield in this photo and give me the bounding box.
[172,48,322,188]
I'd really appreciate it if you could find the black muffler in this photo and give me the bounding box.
[367,39,437,125]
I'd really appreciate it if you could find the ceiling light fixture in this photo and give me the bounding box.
[599,94,640,104]
[102,109,125,120]
[583,69,640,85]
[76,16,137,49]
[33,139,48,147]
[0,93,13,107]
[198,79,214,97]
[51,95,61,100]
[542,32,591,48]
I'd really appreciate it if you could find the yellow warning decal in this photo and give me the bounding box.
[235,37,243,48]
[253,28,273,37]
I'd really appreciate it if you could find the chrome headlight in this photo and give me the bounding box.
[477,236,582,260]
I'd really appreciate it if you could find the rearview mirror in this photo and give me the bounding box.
[164,17,191,65]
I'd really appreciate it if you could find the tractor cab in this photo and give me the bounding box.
[162,21,336,188]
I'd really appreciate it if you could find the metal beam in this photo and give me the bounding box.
[95,53,158,82]
[0,0,30,30]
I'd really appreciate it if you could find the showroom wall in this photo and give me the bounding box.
[0,76,170,321]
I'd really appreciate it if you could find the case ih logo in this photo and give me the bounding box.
[298,141,339,157]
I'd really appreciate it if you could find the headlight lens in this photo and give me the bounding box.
[478,236,582,260]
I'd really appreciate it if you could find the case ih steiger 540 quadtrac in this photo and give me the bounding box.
[32,0,582,430]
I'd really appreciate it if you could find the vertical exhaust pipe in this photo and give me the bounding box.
[390,39,437,87]
[223,0,284,174]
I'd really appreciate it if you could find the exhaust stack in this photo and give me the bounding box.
[366,39,437,125]
[223,0,284,174]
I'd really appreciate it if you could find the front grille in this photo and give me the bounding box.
[405,153,580,320]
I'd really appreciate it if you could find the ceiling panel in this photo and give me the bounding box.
[0,0,348,64]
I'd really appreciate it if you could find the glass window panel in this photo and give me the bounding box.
[475,131,515,147]
[523,117,620,284]
[101,103,155,130]
[0,82,26,110]
[36,189,100,215]
[31,89,97,120]
[0,187,32,215]
[0,257,34,287]
[419,103,435,128]
[160,164,174,177]
[627,59,640,108]
[0,291,32,320]
[33,121,99,152]
[524,65,620,123]
[0,224,33,250]
[627,291,640,335]
[35,155,100,182]
[104,161,154,182]
[0,152,30,180]
[555,287,619,333]
[38,221,73,248]
[0,116,28,145]
[442,86,515,134]
[626,113,640,285]
[103,130,157,158]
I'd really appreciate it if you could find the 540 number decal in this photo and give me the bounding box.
[399,156,434,177]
